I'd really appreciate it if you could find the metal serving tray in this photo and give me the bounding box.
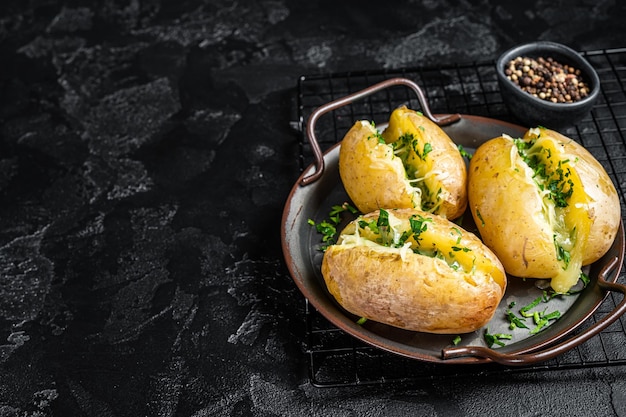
[288,49,626,386]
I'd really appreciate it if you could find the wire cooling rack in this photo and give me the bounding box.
[294,48,626,387]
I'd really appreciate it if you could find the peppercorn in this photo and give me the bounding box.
[504,56,590,104]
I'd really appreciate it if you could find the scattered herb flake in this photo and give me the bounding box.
[519,295,543,318]
[422,142,433,159]
[530,310,561,334]
[475,209,485,227]
[484,328,513,348]
[451,246,471,252]
[506,310,528,330]
[308,202,358,250]
[457,144,473,160]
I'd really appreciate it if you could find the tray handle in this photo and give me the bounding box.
[301,77,461,186]
[442,255,626,366]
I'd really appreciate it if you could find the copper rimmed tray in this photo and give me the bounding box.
[281,77,626,365]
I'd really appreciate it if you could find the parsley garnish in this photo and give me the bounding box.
[554,235,571,269]
[451,227,463,244]
[484,328,513,347]
[457,144,472,160]
[451,246,471,252]
[422,142,433,159]
[530,310,561,334]
[513,137,574,209]
[519,295,543,318]
[308,202,358,250]
[409,214,431,240]
[391,133,440,212]
[393,133,432,161]
[475,209,485,227]
[307,219,336,244]
[506,310,529,330]
[377,208,390,228]
[510,292,566,335]
[376,208,392,246]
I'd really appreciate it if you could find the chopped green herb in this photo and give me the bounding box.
[543,310,562,321]
[377,208,390,228]
[449,260,461,271]
[457,144,472,160]
[356,317,368,325]
[519,295,543,318]
[309,202,358,250]
[506,310,528,330]
[484,328,513,348]
[541,290,555,302]
[530,310,561,334]
[513,293,563,334]
[554,235,572,269]
[370,131,386,144]
[451,227,463,244]
[308,220,336,245]
[578,272,590,288]
[377,208,392,246]
[329,203,358,217]
[513,137,574,209]
[422,142,433,159]
[359,219,378,234]
[452,335,462,346]
[391,132,443,212]
[475,209,485,227]
[451,246,471,252]
[409,214,431,239]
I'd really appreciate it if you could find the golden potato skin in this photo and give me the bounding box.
[468,137,560,279]
[339,120,418,213]
[321,208,506,334]
[338,106,467,219]
[524,128,621,265]
[382,106,468,219]
[468,128,621,288]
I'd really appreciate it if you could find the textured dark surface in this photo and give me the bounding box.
[1,0,626,416]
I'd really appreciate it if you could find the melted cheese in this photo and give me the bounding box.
[517,129,592,293]
[336,211,477,276]
[382,107,443,213]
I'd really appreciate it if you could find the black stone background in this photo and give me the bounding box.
[1,0,626,416]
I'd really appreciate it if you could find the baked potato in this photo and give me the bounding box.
[321,208,506,334]
[339,106,467,219]
[468,127,621,293]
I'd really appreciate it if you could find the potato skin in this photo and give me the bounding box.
[321,208,506,334]
[383,106,468,219]
[468,136,559,278]
[339,121,417,213]
[338,106,467,219]
[468,129,621,283]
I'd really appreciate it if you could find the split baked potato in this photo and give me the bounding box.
[339,106,467,219]
[468,127,621,293]
[321,208,506,334]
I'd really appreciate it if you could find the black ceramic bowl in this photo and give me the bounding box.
[496,41,600,130]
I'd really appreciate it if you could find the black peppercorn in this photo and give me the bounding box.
[505,56,590,103]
